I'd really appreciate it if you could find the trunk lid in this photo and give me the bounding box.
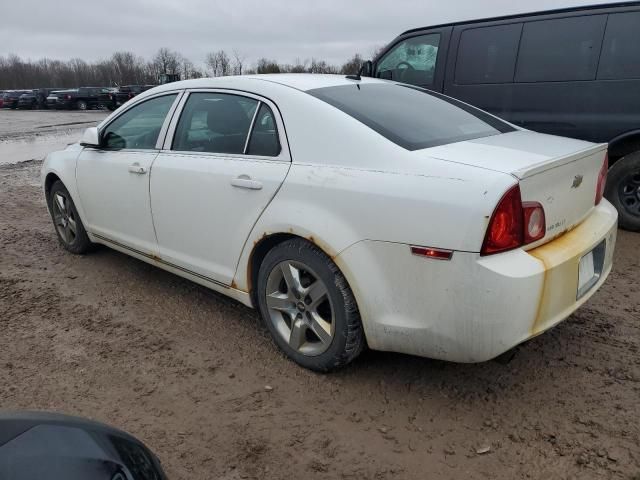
[423,130,607,246]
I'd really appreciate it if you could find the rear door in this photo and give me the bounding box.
[150,90,290,286]
[374,28,451,92]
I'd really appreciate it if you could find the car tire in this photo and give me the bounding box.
[604,151,640,232]
[76,100,88,111]
[48,181,93,254]
[256,238,365,372]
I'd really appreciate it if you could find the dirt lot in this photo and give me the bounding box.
[0,110,639,479]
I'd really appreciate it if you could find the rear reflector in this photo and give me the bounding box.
[410,246,453,260]
[595,152,608,205]
[523,202,546,244]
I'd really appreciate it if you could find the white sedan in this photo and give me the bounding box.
[42,74,617,371]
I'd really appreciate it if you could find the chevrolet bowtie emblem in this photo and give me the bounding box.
[571,175,583,189]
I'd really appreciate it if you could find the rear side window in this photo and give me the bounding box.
[308,83,514,151]
[455,23,522,84]
[515,15,606,82]
[598,11,640,80]
[172,92,258,154]
[246,103,281,157]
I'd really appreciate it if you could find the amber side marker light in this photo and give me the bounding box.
[410,246,453,260]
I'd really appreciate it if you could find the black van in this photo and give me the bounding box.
[366,2,640,230]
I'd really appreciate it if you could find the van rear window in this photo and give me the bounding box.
[307,83,514,150]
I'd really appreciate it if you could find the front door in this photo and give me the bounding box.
[150,91,290,286]
[76,93,180,254]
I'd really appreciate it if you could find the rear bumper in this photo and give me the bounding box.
[336,200,618,362]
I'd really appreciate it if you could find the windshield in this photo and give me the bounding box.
[307,83,514,150]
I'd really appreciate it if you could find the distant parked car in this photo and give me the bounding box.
[0,91,4,108]
[42,75,616,371]
[17,91,39,109]
[101,85,156,111]
[20,88,65,109]
[365,2,640,230]
[47,87,111,110]
[2,90,31,109]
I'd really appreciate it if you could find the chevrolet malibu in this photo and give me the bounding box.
[41,74,617,371]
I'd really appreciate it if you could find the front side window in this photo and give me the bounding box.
[102,94,177,150]
[308,83,513,151]
[172,92,259,154]
[455,23,522,84]
[376,34,441,86]
[515,15,606,82]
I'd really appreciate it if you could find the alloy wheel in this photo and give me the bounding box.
[52,192,77,245]
[619,170,640,217]
[265,260,334,356]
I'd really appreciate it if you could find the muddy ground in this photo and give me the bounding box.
[0,110,639,479]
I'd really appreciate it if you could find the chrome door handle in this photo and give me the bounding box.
[128,163,147,175]
[231,175,263,190]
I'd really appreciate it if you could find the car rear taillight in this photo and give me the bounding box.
[481,185,524,255]
[595,152,608,205]
[64,94,71,100]
[481,184,547,256]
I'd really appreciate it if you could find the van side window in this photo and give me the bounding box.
[598,12,640,80]
[455,24,522,84]
[376,34,440,86]
[515,15,606,82]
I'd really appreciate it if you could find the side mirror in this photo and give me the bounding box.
[360,60,373,77]
[80,126,100,148]
[0,411,168,480]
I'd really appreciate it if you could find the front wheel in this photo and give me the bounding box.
[256,239,365,372]
[48,181,93,254]
[604,152,640,231]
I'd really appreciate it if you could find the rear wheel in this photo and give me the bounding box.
[48,181,93,254]
[76,100,88,110]
[256,239,365,372]
[605,152,640,231]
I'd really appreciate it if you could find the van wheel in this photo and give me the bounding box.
[256,238,365,372]
[76,100,88,110]
[605,152,640,232]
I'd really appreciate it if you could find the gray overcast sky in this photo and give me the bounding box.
[0,0,622,67]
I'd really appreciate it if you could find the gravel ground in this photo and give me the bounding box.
[0,110,639,480]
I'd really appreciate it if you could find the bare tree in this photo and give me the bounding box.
[152,48,182,77]
[231,50,246,76]
[205,50,231,77]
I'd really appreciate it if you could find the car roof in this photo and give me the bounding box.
[150,74,387,95]
[401,1,640,35]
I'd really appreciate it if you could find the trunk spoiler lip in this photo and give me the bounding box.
[512,143,608,180]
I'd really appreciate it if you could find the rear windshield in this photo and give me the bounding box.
[307,83,514,150]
